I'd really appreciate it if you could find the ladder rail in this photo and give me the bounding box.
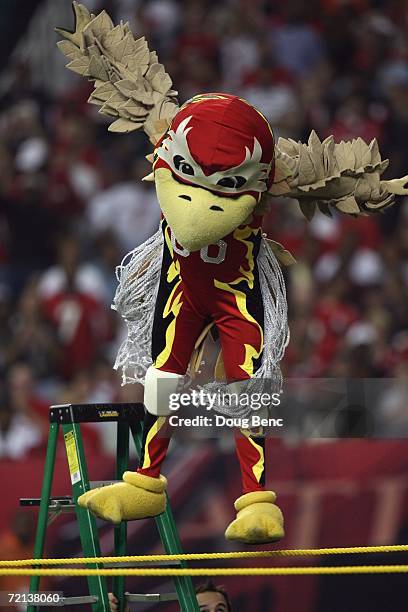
[27,421,59,612]
[61,421,110,611]
[113,420,130,612]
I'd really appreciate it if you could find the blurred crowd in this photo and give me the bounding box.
[0,0,407,459]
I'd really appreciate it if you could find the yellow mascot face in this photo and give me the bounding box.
[152,94,275,252]
[154,168,257,252]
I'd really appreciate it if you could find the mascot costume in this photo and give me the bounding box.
[57,3,408,544]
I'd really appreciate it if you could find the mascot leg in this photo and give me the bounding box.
[79,268,206,523]
[224,429,284,544]
[78,366,181,523]
[213,288,285,544]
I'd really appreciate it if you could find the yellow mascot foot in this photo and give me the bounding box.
[77,472,167,524]
[225,491,284,544]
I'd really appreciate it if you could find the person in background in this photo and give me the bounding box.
[0,511,43,609]
[87,158,160,254]
[108,579,232,611]
[40,234,112,379]
[5,280,61,380]
[196,581,231,611]
[0,382,44,460]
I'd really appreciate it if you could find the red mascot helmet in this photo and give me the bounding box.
[155,93,275,199]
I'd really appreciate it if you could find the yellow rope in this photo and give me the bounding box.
[0,566,407,577]
[0,544,407,567]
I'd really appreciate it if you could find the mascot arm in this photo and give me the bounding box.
[270,130,408,220]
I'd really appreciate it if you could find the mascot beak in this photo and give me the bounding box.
[155,168,257,251]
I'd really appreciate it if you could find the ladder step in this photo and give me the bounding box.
[19,483,122,510]
[20,497,74,510]
[126,592,178,603]
[90,480,121,488]
[59,595,98,605]
[49,403,144,424]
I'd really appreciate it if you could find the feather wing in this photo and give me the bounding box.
[56,2,179,144]
[271,130,407,219]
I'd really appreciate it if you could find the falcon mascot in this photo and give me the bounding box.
[57,3,408,544]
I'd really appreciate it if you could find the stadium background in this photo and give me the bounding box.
[0,0,407,610]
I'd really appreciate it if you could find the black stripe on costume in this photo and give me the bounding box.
[151,219,180,362]
[252,434,266,486]
[138,410,159,469]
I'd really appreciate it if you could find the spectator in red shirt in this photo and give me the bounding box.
[40,235,111,379]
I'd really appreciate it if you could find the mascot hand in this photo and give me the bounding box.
[225,491,284,544]
[77,472,167,524]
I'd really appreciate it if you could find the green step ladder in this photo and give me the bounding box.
[21,403,200,612]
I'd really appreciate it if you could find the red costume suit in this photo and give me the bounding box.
[131,94,277,496]
[138,214,267,493]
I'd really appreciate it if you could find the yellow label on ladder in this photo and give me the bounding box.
[64,431,81,485]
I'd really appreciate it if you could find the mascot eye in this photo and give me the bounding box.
[173,155,194,176]
[217,176,247,189]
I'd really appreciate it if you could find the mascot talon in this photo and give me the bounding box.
[77,472,167,524]
[225,491,284,544]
